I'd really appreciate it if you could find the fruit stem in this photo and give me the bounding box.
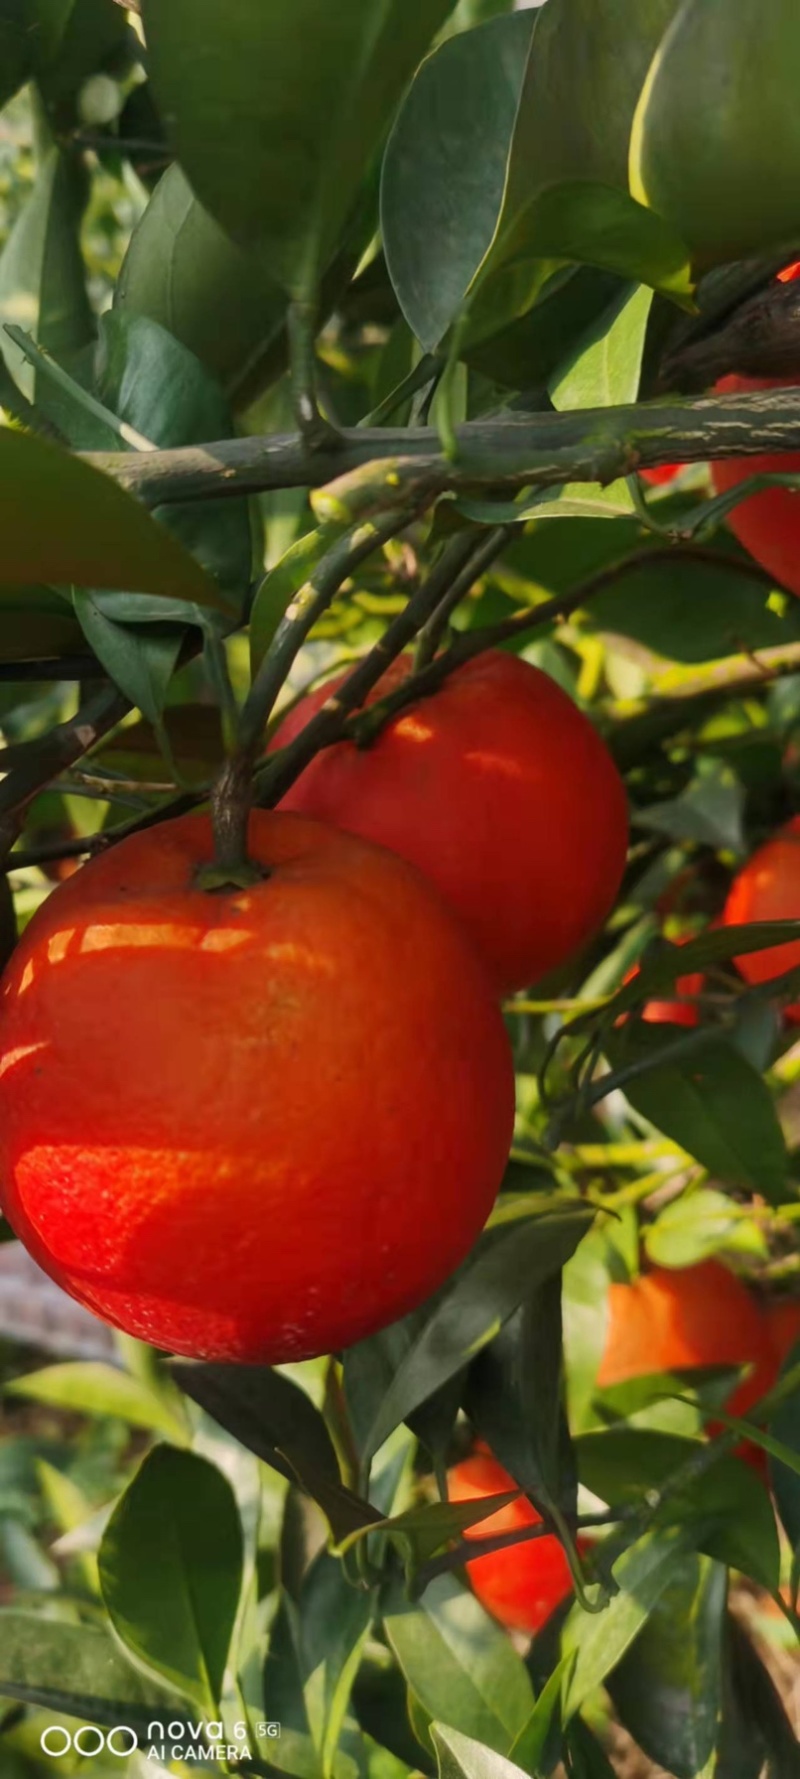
[198,757,265,893]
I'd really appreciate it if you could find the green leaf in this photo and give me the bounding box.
[0,426,230,613]
[631,0,800,266]
[585,543,800,664]
[562,1526,697,1718]
[141,0,456,302]
[510,0,682,199]
[0,1609,184,1728]
[355,1210,593,1467]
[338,1492,520,1575]
[644,1188,768,1269]
[463,1277,577,1522]
[298,1552,376,1779]
[0,1,31,110]
[607,1554,726,1779]
[116,164,288,406]
[576,1427,781,1592]
[95,311,252,605]
[98,1445,244,1713]
[602,1027,790,1204]
[72,592,183,724]
[6,1360,187,1442]
[251,524,341,674]
[635,763,746,854]
[465,264,624,392]
[508,1655,575,1776]
[431,1723,531,1779]
[28,0,128,105]
[381,12,533,350]
[0,583,84,664]
[549,282,653,411]
[382,1572,534,1756]
[263,1594,365,1779]
[170,1361,379,1544]
[768,1342,800,1557]
[0,147,93,400]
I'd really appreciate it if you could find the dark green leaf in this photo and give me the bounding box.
[141,0,456,301]
[171,1360,378,1543]
[355,1210,593,1466]
[297,1551,376,1777]
[464,1276,577,1521]
[263,1594,365,1779]
[564,1718,617,1779]
[607,1554,727,1779]
[602,1027,790,1204]
[562,1526,698,1717]
[634,763,746,854]
[768,1340,800,1555]
[98,1445,244,1712]
[382,1573,534,1756]
[381,12,532,350]
[29,0,128,105]
[0,426,229,612]
[95,311,252,605]
[72,593,182,723]
[0,584,84,663]
[723,1614,800,1779]
[116,164,288,406]
[0,1610,185,1728]
[0,0,31,109]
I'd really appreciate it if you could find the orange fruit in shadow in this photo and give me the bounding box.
[448,1446,574,1636]
[723,817,800,1021]
[0,812,515,1363]
[272,651,628,996]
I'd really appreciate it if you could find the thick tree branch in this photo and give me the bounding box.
[661,278,800,391]
[83,388,800,507]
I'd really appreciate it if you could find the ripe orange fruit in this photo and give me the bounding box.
[597,1261,776,1440]
[764,1298,800,1369]
[710,372,800,598]
[272,651,628,995]
[642,464,682,486]
[0,812,515,1363]
[448,1446,573,1635]
[722,818,800,1021]
[622,955,704,1029]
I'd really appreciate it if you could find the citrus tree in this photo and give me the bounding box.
[1,1,800,1775]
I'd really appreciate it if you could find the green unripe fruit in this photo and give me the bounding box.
[630,0,800,267]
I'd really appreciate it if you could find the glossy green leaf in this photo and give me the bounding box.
[0,426,229,612]
[608,1554,726,1779]
[0,147,93,400]
[768,1341,800,1557]
[465,264,623,391]
[508,1655,575,1776]
[6,1360,187,1441]
[603,1027,790,1204]
[298,1552,376,1779]
[562,1526,697,1718]
[170,1360,378,1543]
[463,1276,577,1522]
[141,0,456,301]
[383,1573,534,1756]
[635,763,746,854]
[432,1723,530,1779]
[356,1209,593,1466]
[95,310,252,604]
[632,0,800,266]
[0,1610,184,1727]
[72,593,183,723]
[98,1445,244,1713]
[263,1594,365,1779]
[116,164,288,405]
[381,12,532,350]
